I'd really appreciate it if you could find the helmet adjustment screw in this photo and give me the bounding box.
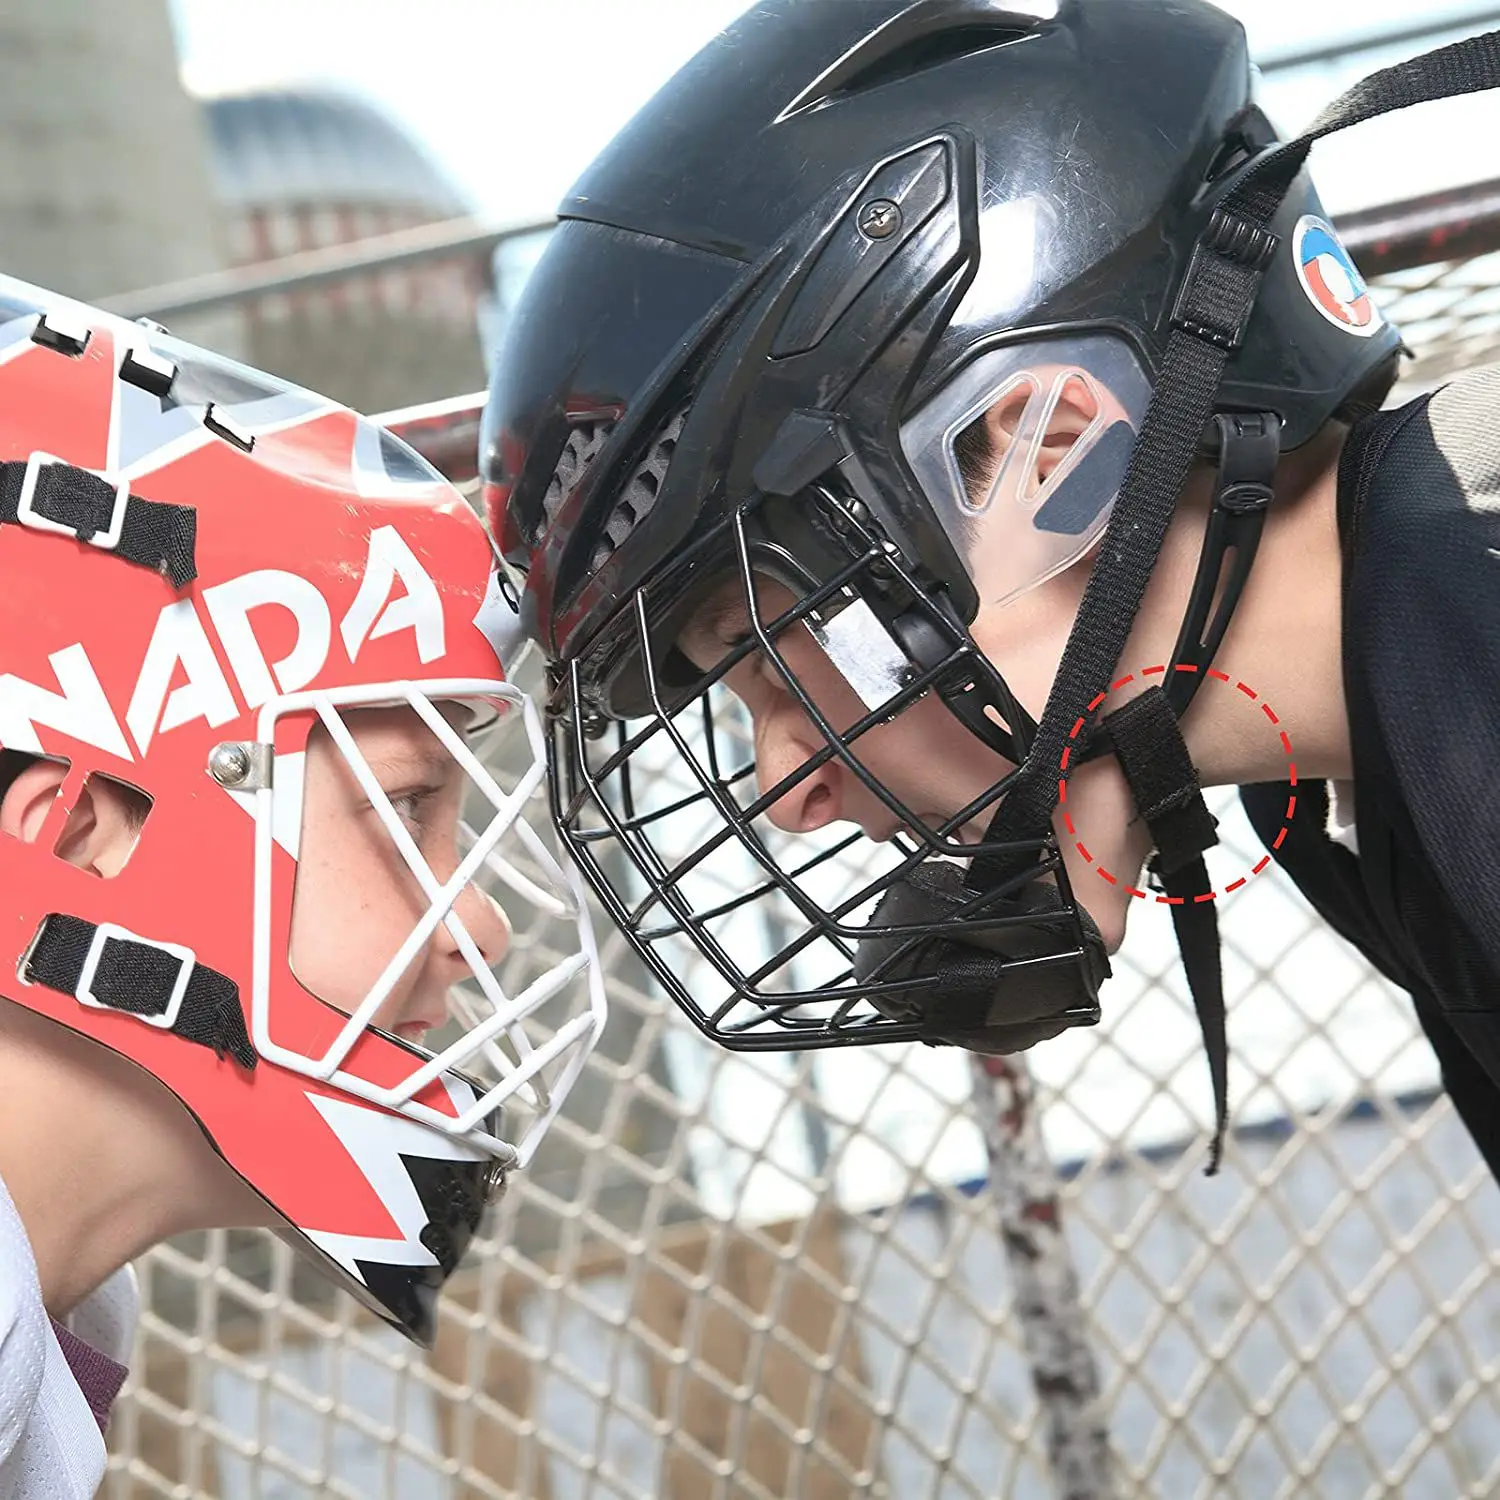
[858,199,902,240]
[209,741,273,790]
[210,744,250,787]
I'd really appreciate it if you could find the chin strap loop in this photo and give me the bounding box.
[1096,688,1228,1174]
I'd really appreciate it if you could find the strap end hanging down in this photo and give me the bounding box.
[1102,690,1228,1176]
[1151,854,1229,1176]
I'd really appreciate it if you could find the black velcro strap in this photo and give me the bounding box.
[1098,687,1219,874]
[24,913,256,1070]
[1152,857,1229,1176]
[0,460,197,588]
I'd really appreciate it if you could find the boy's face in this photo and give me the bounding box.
[0,706,512,1046]
[669,374,1150,960]
[289,704,513,1044]
[676,576,1013,846]
[674,569,1142,958]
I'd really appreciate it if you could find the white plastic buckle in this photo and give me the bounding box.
[17,451,129,552]
[76,922,196,1031]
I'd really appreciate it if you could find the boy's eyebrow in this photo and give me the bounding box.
[358,747,453,783]
[695,589,752,642]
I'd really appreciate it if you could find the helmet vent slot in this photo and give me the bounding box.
[590,408,686,572]
[538,420,613,544]
[779,9,1042,120]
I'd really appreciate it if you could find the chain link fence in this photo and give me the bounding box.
[101,184,1500,1500]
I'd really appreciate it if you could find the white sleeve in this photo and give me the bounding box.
[0,1176,47,1481]
[0,1174,107,1500]
[61,1266,138,1368]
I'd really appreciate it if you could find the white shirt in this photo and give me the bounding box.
[1326,778,1360,856]
[0,1172,138,1500]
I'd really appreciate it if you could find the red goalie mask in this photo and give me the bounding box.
[0,275,607,1345]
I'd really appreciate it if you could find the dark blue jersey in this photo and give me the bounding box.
[1242,366,1500,1177]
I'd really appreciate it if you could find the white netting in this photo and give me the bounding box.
[102,263,1500,1500]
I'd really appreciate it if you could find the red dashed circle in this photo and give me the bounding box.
[1058,663,1298,906]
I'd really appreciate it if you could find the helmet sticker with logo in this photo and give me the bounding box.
[1293,215,1384,338]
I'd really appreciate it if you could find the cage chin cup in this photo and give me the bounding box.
[852,860,1110,1052]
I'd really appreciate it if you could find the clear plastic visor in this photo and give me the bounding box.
[899,333,1154,609]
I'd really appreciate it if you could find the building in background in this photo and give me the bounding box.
[199,86,486,413]
[0,0,240,352]
[0,2,486,414]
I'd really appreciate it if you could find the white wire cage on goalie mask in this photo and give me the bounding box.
[247,671,607,1174]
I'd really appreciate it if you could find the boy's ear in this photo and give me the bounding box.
[53,776,146,879]
[0,757,69,845]
[1,759,144,878]
[985,373,1102,464]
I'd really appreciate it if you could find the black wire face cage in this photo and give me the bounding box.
[548,485,1107,1052]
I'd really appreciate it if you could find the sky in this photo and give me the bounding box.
[169,0,1500,226]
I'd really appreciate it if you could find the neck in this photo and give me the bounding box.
[0,1001,270,1317]
[1131,423,1352,788]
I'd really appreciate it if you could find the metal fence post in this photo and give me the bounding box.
[969,1053,1116,1500]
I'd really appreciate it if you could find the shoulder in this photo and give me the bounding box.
[1341,369,1500,755]
[1341,365,1500,680]
[1340,365,1500,974]
[1343,365,1500,566]
[0,1172,47,1469]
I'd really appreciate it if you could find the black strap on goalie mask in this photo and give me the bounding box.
[969,29,1500,1168]
[23,913,256,1069]
[0,459,198,587]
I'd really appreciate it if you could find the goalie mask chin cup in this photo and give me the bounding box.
[853,859,1110,1053]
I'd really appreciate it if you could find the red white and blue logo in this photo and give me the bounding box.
[1293,215,1383,338]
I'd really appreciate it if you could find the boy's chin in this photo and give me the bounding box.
[1086,897,1130,958]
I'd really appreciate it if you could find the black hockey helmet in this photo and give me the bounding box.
[478,0,1485,1156]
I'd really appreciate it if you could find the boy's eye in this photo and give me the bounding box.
[383,785,442,833]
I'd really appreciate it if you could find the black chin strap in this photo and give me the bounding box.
[1091,414,1277,1172]
[967,418,1274,1172]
